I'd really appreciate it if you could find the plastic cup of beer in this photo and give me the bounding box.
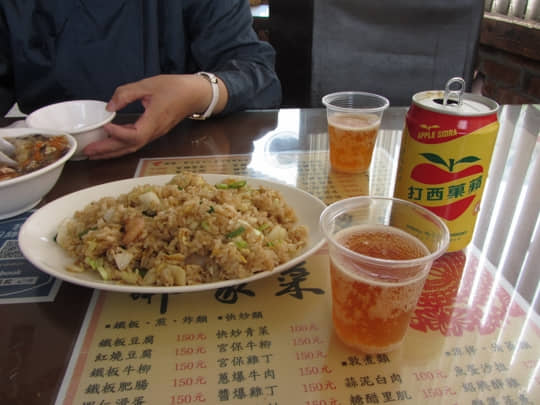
[322,91,389,173]
[320,196,449,353]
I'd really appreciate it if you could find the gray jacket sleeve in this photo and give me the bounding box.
[183,0,282,114]
[0,0,281,116]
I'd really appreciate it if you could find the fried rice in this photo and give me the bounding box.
[56,172,308,286]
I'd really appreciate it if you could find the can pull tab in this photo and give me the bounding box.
[443,77,466,107]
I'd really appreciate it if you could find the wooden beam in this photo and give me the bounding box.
[480,13,540,62]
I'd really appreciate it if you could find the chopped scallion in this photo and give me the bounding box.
[229,180,246,189]
[215,180,247,189]
[138,268,149,277]
[235,239,248,249]
[226,226,246,239]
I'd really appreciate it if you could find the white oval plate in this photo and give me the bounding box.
[18,174,326,293]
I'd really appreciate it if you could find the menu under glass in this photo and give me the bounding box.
[55,153,539,404]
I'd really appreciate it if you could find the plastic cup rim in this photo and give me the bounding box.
[322,91,390,114]
[319,196,450,268]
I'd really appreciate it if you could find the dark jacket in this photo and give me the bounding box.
[0,0,281,115]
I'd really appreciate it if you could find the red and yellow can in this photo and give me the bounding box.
[394,79,499,252]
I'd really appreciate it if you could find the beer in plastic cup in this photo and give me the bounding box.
[320,196,449,353]
[322,92,389,173]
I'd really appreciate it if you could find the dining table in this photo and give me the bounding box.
[0,104,538,405]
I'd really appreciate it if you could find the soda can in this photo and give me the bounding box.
[393,77,500,252]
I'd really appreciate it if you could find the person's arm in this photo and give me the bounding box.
[86,74,229,159]
[85,0,281,159]
[0,9,15,116]
[185,0,281,114]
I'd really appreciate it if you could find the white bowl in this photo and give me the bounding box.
[26,100,115,160]
[0,128,77,219]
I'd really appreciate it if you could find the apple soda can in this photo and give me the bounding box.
[394,77,500,252]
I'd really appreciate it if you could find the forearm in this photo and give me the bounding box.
[186,0,281,114]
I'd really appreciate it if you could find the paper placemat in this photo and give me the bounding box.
[56,152,539,404]
[56,247,539,405]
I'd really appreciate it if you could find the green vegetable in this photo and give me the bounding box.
[201,221,210,231]
[84,257,109,280]
[207,206,215,214]
[234,238,248,249]
[226,226,245,239]
[84,257,101,270]
[78,227,97,239]
[142,209,157,217]
[215,180,247,189]
[95,266,109,281]
[228,180,247,189]
[137,268,149,278]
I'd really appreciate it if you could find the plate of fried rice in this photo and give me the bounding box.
[18,172,326,293]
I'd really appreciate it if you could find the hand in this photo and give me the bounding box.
[83,74,226,159]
